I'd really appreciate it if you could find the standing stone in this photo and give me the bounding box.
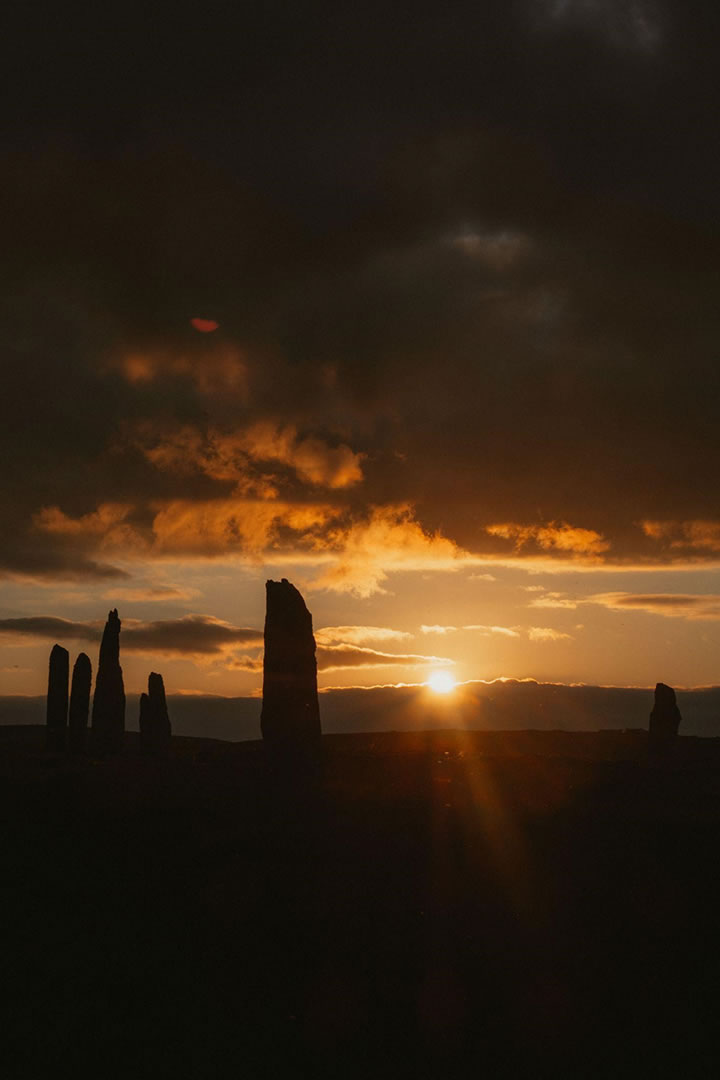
[68,652,92,754]
[261,578,321,748]
[46,644,69,752]
[648,682,682,760]
[91,609,125,754]
[139,672,171,755]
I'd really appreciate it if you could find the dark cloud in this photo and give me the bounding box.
[122,617,263,655]
[1,2,719,579]
[0,617,99,642]
[0,544,128,584]
[0,613,452,671]
[0,615,263,655]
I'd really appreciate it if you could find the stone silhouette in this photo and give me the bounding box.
[649,681,682,760]
[68,652,92,754]
[261,578,321,748]
[139,671,171,755]
[92,609,125,754]
[46,644,69,751]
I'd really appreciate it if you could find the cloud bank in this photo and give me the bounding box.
[1,1,719,594]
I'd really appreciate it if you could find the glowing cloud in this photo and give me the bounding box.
[528,592,578,610]
[641,520,720,553]
[314,504,471,597]
[487,521,610,557]
[464,624,521,637]
[315,625,412,645]
[150,498,332,556]
[236,422,364,489]
[527,627,573,642]
[316,644,455,672]
[136,421,363,490]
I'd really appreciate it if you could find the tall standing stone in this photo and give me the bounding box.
[92,609,125,754]
[46,644,69,752]
[648,681,682,761]
[68,652,92,754]
[139,671,171,755]
[261,578,321,748]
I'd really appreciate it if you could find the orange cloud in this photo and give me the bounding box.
[313,504,469,596]
[420,624,519,637]
[315,625,412,645]
[118,346,248,397]
[528,592,578,610]
[137,425,279,496]
[316,643,455,671]
[222,654,264,672]
[641,520,720,552]
[487,521,610,556]
[103,584,201,603]
[237,422,364,489]
[150,498,333,556]
[35,502,131,537]
[33,494,336,563]
[135,421,363,491]
[34,503,148,553]
[31,498,477,594]
[527,627,573,642]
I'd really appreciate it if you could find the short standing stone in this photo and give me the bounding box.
[261,578,321,748]
[648,681,682,759]
[68,652,92,754]
[91,609,125,754]
[46,644,69,752]
[139,672,171,755]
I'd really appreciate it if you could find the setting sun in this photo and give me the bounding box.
[427,671,456,694]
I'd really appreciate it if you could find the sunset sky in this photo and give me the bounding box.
[2,2,720,696]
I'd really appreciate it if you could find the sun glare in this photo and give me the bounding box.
[427,671,456,694]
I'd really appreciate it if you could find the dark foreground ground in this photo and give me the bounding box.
[3,727,720,1078]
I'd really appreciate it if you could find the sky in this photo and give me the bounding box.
[2,1,720,697]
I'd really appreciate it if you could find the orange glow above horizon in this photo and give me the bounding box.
[190,317,219,332]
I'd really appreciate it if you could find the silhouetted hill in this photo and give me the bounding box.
[4,680,720,739]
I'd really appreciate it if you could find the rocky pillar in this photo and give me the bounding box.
[46,644,69,752]
[91,609,125,754]
[648,682,682,761]
[68,652,92,754]
[139,671,171,755]
[261,578,321,749]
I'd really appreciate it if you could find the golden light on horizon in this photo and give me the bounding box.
[427,671,456,695]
